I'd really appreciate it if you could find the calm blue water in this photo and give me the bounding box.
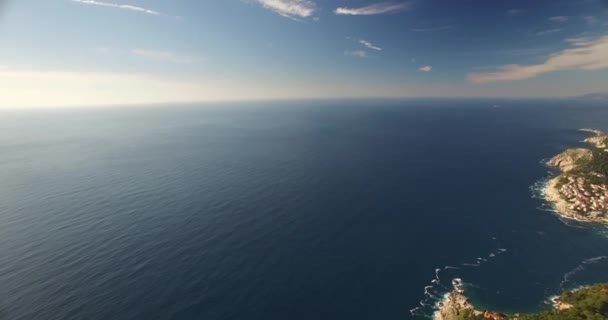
[1,99,608,320]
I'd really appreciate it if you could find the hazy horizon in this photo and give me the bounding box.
[2,95,605,110]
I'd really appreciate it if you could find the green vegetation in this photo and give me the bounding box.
[572,146,608,181]
[555,175,570,190]
[518,284,608,320]
[454,309,479,320]
[454,284,608,320]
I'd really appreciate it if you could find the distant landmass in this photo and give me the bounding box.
[576,92,608,100]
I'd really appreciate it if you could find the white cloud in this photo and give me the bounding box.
[418,65,432,72]
[535,28,563,36]
[549,16,568,23]
[345,50,368,58]
[584,16,599,25]
[254,0,315,18]
[335,2,409,15]
[131,49,196,64]
[359,40,381,51]
[507,9,523,15]
[71,0,160,15]
[409,25,453,32]
[468,36,608,83]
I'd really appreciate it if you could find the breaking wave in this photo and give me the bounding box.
[560,256,608,290]
[409,241,509,318]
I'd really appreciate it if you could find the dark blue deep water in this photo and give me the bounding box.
[1,99,608,320]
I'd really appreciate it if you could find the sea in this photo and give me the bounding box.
[0,99,607,320]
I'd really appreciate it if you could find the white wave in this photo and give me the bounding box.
[530,177,552,200]
[434,268,442,284]
[424,286,438,299]
[597,227,608,238]
[410,242,507,316]
[461,263,481,267]
[530,169,592,229]
[539,157,554,169]
[560,256,608,290]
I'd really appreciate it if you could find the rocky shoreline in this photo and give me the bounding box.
[435,282,576,320]
[543,129,608,224]
[435,281,608,320]
[434,279,504,320]
[434,291,475,320]
[434,279,477,320]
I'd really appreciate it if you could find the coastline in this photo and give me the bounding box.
[434,291,476,320]
[435,281,581,320]
[543,129,608,224]
[433,129,608,320]
[434,279,481,320]
[543,177,599,223]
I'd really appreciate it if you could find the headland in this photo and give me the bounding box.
[544,129,608,223]
[435,280,608,320]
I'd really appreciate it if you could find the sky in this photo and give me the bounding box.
[0,0,607,107]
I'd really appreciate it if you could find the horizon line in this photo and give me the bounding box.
[0,95,597,110]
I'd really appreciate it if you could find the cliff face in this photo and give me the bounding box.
[584,136,607,148]
[547,148,592,172]
[580,128,607,148]
[435,291,477,320]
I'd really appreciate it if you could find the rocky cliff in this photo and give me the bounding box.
[547,148,592,172]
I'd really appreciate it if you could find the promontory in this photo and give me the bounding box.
[544,129,608,223]
[436,281,608,320]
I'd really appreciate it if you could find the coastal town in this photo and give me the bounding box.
[557,175,608,219]
[545,128,608,223]
[433,129,608,320]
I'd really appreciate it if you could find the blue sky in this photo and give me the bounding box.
[0,0,607,107]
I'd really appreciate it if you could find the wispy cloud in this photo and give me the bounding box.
[131,49,196,64]
[71,0,160,16]
[584,15,599,25]
[359,40,382,51]
[468,36,608,83]
[345,50,368,58]
[502,47,552,56]
[254,0,316,18]
[418,65,432,72]
[409,25,453,32]
[535,28,563,36]
[335,2,409,16]
[566,37,591,44]
[549,16,569,22]
[507,9,523,15]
